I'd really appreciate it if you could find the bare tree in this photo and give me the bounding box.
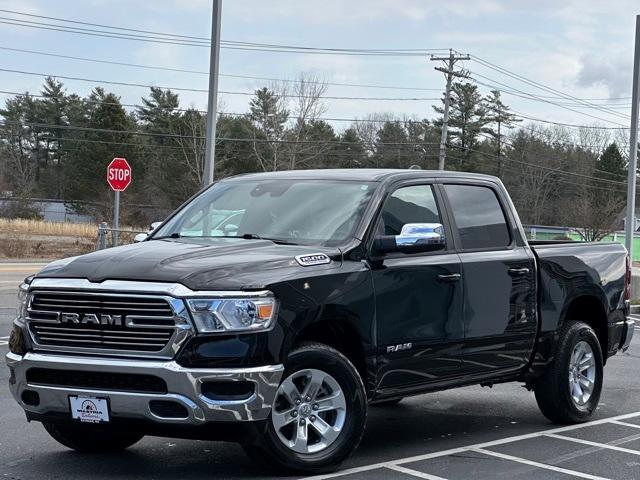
[170,108,206,195]
[569,186,625,241]
[352,112,395,161]
[0,123,37,193]
[285,73,329,169]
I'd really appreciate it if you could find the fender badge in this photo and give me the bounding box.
[295,253,331,267]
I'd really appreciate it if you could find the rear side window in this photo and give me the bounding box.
[379,185,441,236]
[443,184,511,249]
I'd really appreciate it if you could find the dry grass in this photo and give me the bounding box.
[0,219,144,258]
[0,218,97,238]
[0,233,29,258]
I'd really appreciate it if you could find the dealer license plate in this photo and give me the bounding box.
[69,396,110,423]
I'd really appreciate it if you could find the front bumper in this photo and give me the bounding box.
[6,351,283,424]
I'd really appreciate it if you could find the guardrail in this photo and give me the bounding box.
[96,222,146,250]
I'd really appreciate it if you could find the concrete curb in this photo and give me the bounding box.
[631,305,640,315]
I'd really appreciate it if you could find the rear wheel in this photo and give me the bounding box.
[43,422,144,452]
[243,342,367,474]
[534,320,603,424]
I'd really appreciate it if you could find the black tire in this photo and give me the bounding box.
[534,320,604,424]
[43,422,144,452]
[243,342,367,474]
[371,398,403,407]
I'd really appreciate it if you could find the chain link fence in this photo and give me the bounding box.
[96,223,147,250]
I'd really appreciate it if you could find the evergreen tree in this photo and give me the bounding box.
[334,128,366,168]
[433,82,488,169]
[375,121,409,168]
[248,87,289,171]
[63,89,140,220]
[595,143,626,182]
[483,90,521,176]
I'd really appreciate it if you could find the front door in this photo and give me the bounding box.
[370,183,464,391]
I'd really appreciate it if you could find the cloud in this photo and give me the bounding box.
[576,55,632,99]
[225,0,504,25]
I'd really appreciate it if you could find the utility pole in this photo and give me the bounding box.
[203,0,222,187]
[625,15,640,259]
[430,49,470,170]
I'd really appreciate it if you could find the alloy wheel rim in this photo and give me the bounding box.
[568,340,596,406]
[271,368,347,454]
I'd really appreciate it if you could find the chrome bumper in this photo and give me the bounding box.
[6,352,283,424]
[622,318,635,351]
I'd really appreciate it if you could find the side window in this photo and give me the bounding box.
[379,185,442,236]
[443,184,511,249]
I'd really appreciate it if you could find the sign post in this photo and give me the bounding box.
[107,158,132,247]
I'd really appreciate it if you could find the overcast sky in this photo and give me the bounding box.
[0,0,638,130]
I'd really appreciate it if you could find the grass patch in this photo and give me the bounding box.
[0,218,97,238]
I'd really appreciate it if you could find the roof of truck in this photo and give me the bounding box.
[225,169,501,183]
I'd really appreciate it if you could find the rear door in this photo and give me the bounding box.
[440,181,537,374]
[371,182,464,390]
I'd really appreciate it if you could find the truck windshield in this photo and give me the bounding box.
[152,179,377,246]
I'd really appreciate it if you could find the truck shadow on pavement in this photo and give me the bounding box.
[12,385,564,479]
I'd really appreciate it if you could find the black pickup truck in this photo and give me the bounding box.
[6,169,635,473]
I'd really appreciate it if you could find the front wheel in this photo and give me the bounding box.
[534,320,603,424]
[243,342,367,474]
[43,422,144,452]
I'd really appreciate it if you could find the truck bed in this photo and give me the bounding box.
[530,240,628,355]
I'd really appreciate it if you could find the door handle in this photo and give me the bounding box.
[508,267,530,277]
[437,273,461,283]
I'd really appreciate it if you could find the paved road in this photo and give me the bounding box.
[1,263,640,479]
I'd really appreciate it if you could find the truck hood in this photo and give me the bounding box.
[35,238,342,291]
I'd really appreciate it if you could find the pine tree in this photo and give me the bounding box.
[375,121,409,168]
[433,82,488,169]
[595,143,626,182]
[483,90,521,176]
[248,88,289,171]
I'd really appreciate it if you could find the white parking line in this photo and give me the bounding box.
[610,420,640,429]
[302,411,640,480]
[385,465,447,480]
[472,448,612,480]
[545,433,640,456]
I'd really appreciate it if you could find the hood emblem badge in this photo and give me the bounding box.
[295,253,331,267]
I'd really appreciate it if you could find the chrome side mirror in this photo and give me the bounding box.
[134,221,162,243]
[374,223,446,254]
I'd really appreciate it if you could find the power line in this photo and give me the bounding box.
[0,11,447,55]
[0,46,443,91]
[511,110,629,130]
[0,67,442,101]
[447,144,628,190]
[1,119,624,185]
[0,119,443,146]
[469,55,630,121]
[476,132,627,182]
[470,74,629,127]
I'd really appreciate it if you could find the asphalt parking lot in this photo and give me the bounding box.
[1,262,640,480]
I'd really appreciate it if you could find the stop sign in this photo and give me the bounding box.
[107,157,132,192]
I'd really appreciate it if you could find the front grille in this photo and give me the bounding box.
[27,291,177,353]
[26,368,168,394]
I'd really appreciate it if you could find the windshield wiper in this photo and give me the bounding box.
[239,233,298,245]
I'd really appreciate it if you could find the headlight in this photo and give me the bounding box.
[16,282,30,324]
[186,295,278,333]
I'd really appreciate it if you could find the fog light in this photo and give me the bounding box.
[21,390,40,406]
[201,381,255,402]
[9,325,26,356]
